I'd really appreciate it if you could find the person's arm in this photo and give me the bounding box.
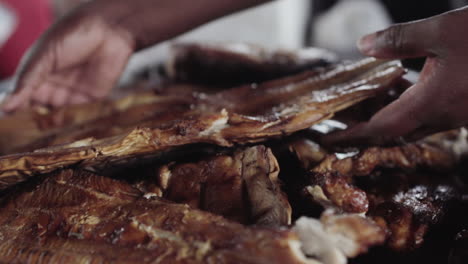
[2,0,271,112]
[324,6,468,146]
[94,0,271,49]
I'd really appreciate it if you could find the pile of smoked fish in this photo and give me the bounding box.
[0,43,468,264]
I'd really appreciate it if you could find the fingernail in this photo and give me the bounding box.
[2,96,18,112]
[357,34,376,55]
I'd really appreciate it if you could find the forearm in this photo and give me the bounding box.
[81,0,272,50]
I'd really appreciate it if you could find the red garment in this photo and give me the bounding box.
[0,0,52,78]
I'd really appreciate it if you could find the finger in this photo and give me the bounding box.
[404,126,444,142]
[32,83,54,105]
[1,87,34,113]
[2,95,23,113]
[394,77,413,93]
[80,38,133,99]
[50,87,70,108]
[323,84,426,146]
[321,122,375,147]
[4,35,58,113]
[69,92,91,105]
[322,121,417,147]
[358,17,441,59]
[5,62,51,113]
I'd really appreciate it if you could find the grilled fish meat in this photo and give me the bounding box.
[294,212,386,264]
[292,138,462,251]
[165,42,336,86]
[131,145,291,226]
[0,169,313,264]
[0,58,405,190]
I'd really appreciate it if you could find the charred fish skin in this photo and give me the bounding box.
[3,40,468,264]
[165,42,337,86]
[0,169,309,264]
[143,145,291,226]
[294,137,463,252]
[0,58,405,191]
[0,57,407,264]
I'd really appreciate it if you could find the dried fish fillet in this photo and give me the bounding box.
[146,146,291,226]
[166,42,336,86]
[296,139,461,251]
[312,143,455,177]
[0,169,314,264]
[21,58,405,151]
[0,91,190,155]
[0,58,405,190]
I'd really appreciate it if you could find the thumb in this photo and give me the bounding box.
[322,84,426,146]
[358,18,441,59]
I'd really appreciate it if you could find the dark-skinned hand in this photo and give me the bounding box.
[1,0,270,113]
[324,7,468,146]
[2,7,133,112]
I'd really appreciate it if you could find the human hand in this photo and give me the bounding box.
[1,0,274,113]
[324,7,468,146]
[2,6,134,112]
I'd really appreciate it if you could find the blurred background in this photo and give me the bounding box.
[0,0,466,93]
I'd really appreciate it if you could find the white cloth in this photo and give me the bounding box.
[312,0,391,59]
